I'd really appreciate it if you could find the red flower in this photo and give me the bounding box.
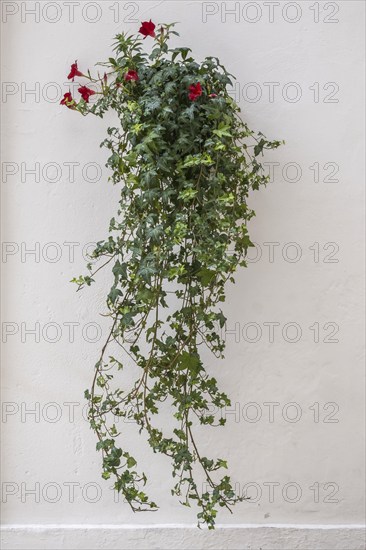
[188,82,203,101]
[124,70,139,82]
[60,92,76,109]
[209,93,218,98]
[139,20,156,38]
[67,61,83,81]
[78,85,96,103]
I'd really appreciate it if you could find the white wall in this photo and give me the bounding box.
[1,1,365,549]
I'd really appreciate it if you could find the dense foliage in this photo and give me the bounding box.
[63,21,283,528]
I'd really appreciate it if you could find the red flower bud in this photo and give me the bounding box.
[209,93,218,98]
[188,82,203,101]
[78,85,96,103]
[124,70,139,82]
[139,20,156,38]
[67,61,83,81]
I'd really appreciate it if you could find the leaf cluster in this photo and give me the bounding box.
[72,23,283,528]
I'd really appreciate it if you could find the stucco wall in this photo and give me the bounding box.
[1,1,365,548]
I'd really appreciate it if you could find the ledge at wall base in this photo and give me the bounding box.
[1,523,365,550]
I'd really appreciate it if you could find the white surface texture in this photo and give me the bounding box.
[1,524,366,550]
[1,1,365,549]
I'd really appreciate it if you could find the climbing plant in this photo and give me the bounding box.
[62,21,283,528]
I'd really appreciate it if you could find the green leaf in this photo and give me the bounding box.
[108,287,122,303]
[197,268,216,286]
[177,352,201,375]
[127,456,137,468]
[213,123,232,138]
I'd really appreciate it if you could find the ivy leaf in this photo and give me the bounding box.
[216,311,227,328]
[197,268,216,286]
[112,260,127,280]
[137,264,156,282]
[147,225,164,242]
[217,459,228,469]
[127,456,137,468]
[213,123,232,138]
[254,138,266,156]
[177,352,201,375]
[108,287,122,303]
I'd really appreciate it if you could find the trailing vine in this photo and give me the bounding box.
[62,21,283,528]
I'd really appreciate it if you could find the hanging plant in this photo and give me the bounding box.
[62,21,283,528]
